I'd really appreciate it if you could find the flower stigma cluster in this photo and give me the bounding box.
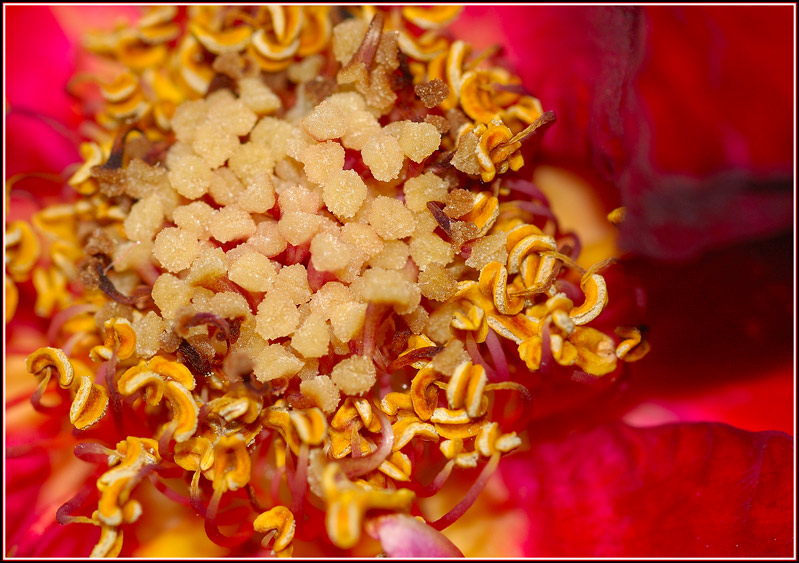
[9,6,651,557]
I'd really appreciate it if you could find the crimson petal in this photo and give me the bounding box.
[460,7,793,259]
[501,421,793,557]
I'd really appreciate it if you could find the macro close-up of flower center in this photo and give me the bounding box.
[4,5,794,559]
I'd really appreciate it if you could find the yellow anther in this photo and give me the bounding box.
[122,499,143,524]
[446,361,487,417]
[397,29,449,61]
[49,239,83,279]
[571,327,618,376]
[549,333,578,366]
[392,415,438,451]
[289,407,328,445]
[439,437,478,467]
[333,398,380,432]
[105,88,149,120]
[518,335,542,371]
[262,404,302,455]
[551,309,575,335]
[254,505,296,554]
[475,421,521,457]
[461,192,499,236]
[569,272,608,326]
[178,35,214,94]
[90,318,138,363]
[322,464,414,549]
[6,220,41,281]
[298,6,332,57]
[439,438,464,459]
[252,29,299,61]
[100,71,139,102]
[138,20,180,44]
[486,311,538,345]
[502,95,544,125]
[90,525,124,558]
[147,356,196,389]
[263,5,304,44]
[378,451,413,482]
[615,326,651,362]
[211,434,251,492]
[398,334,438,369]
[32,204,79,242]
[470,119,525,182]
[430,407,471,425]
[459,70,520,125]
[97,437,161,527]
[174,436,215,472]
[402,6,462,29]
[478,261,525,316]
[434,420,482,440]
[451,302,489,343]
[454,451,479,468]
[607,206,627,225]
[410,366,439,421]
[329,426,372,459]
[118,365,199,442]
[32,266,69,318]
[207,389,262,424]
[115,34,168,72]
[506,230,557,275]
[138,5,177,28]
[190,21,253,55]
[379,392,414,416]
[69,375,109,430]
[426,40,469,110]
[27,346,74,387]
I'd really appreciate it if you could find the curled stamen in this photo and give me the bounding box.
[56,484,97,526]
[338,408,393,479]
[386,346,441,372]
[430,453,500,530]
[416,458,456,498]
[74,442,115,464]
[94,261,151,307]
[177,311,231,344]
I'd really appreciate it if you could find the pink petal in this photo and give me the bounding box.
[5,7,78,126]
[501,421,793,556]
[368,514,464,557]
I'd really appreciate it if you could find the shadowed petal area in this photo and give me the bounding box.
[501,422,793,557]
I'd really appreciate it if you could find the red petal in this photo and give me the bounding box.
[501,422,793,556]
[465,7,792,259]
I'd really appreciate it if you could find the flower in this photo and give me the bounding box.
[4,5,793,559]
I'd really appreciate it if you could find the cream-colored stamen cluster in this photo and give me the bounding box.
[18,6,650,557]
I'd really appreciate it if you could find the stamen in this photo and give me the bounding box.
[338,408,393,479]
[484,329,509,381]
[430,452,500,530]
